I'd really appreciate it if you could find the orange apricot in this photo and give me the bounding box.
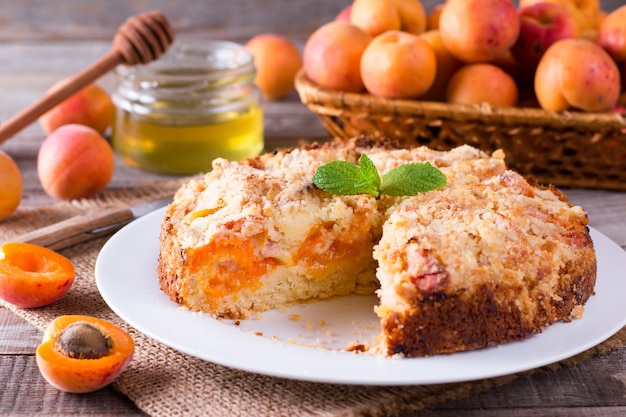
[446,63,519,107]
[246,33,303,100]
[0,149,22,222]
[0,242,75,308]
[36,315,135,393]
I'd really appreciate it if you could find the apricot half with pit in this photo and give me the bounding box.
[0,242,75,308]
[36,315,135,393]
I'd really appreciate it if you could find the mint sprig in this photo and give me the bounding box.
[312,153,447,198]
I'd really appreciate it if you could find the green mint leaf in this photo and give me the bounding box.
[381,162,447,196]
[312,154,447,198]
[312,154,380,196]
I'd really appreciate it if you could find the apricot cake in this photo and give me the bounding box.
[157,137,597,357]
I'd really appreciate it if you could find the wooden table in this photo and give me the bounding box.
[1,1,626,415]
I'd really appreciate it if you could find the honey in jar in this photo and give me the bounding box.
[111,41,264,175]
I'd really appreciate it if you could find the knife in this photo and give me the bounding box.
[15,197,172,251]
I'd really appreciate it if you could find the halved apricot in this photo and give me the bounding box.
[0,242,75,308]
[36,315,135,393]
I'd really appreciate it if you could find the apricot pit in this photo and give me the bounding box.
[55,322,112,360]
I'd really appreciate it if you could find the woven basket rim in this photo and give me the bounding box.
[294,69,626,131]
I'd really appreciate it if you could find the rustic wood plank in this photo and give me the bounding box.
[0,308,41,354]
[0,355,144,415]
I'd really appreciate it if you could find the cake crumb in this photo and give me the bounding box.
[346,340,370,353]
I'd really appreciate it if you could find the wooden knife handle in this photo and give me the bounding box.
[16,205,134,250]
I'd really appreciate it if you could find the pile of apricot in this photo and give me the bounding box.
[302,0,624,113]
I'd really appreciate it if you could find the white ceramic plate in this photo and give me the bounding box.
[95,207,626,385]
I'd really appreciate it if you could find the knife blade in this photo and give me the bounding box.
[15,197,172,250]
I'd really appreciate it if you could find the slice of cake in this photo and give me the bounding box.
[157,137,596,357]
[372,161,596,356]
[158,141,383,319]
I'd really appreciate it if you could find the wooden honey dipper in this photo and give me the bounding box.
[0,10,175,145]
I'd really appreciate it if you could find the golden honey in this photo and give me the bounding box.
[111,41,264,175]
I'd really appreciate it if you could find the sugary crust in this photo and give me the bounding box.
[157,137,597,356]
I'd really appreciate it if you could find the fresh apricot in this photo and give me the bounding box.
[419,29,462,101]
[534,38,620,112]
[36,315,135,393]
[439,0,520,63]
[0,150,22,222]
[0,242,75,308]
[360,30,437,99]
[426,3,445,31]
[37,124,115,200]
[446,63,519,107]
[350,0,427,36]
[246,33,303,100]
[38,83,114,135]
[303,21,373,93]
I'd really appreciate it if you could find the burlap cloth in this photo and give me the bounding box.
[1,180,625,417]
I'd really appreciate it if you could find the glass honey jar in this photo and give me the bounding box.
[111,41,264,175]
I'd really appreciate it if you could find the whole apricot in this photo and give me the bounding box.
[36,315,134,393]
[597,5,626,62]
[446,63,519,107]
[427,3,445,31]
[246,33,303,100]
[303,21,373,92]
[0,150,22,222]
[534,38,620,112]
[361,30,437,99]
[0,242,75,308]
[39,83,114,135]
[351,0,427,36]
[37,124,115,200]
[335,5,352,22]
[419,30,462,101]
[519,0,600,33]
[439,0,520,63]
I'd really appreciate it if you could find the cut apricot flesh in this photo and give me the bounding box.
[0,242,75,308]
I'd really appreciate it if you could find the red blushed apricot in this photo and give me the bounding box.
[37,124,115,200]
[36,315,135,393]
[303,21,373,93]
[38,83,114,135]
[0,242,75,308]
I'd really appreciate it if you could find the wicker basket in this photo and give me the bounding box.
[295,69,626,191]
